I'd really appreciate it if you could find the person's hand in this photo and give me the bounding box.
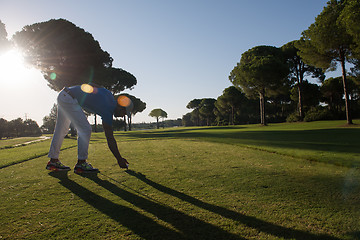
[117,157,129,169]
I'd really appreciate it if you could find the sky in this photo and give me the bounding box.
[0,0,334,125]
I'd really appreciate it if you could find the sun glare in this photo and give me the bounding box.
[0,49,31,86]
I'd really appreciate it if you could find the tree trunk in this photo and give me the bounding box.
[259,90,266,125]
[156,117,159,129]
[128,116,132,131]
[231,105,234,125]
[298,83,303,119]
[298,62,304,121]
[94,114,97,132]
[293,60,305,121]
[340,51,352,124]
[123,116,127,132]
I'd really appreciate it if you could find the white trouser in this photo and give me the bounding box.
[48,89,92,160]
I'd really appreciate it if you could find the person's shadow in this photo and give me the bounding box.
[124,170,341,240]
[49,171,244,240]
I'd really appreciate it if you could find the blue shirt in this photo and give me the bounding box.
[68,85,116,125]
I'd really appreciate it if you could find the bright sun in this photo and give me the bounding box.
[0,49,32,86]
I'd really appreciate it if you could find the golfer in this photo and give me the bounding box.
[46,84,132,173]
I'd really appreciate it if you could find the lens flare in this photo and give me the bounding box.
[50,72,57,80]
[117,95,131,107]
[81,84,94,93]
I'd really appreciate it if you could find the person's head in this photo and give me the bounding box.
[114,95,134,118]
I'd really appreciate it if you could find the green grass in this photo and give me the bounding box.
[0,136,45,149]
[127,119,360,168]
[0,137,78,168]
[0,120,359,239]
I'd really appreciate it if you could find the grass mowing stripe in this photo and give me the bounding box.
[0,139,77,168]
[0,137,44,149]
[125,120,360,168]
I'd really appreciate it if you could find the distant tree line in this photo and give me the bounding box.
[0,118,41,139]
[129,118,182,130]
[183,0,360,126]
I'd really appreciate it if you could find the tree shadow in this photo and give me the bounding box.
[49,172,243,239]
[125,170,341,240]
[127,128,360,155]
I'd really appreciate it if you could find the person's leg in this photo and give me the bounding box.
[47,97,72,171]
[66,107,92,161]
[53,90,91,161]
[49,89,97,173]
[69,114,99,173]
[48,102,71,160]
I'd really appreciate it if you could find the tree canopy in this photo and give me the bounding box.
[215,86,257,125]
[115,93,146,131]
[41,104,58,133]
[186,99,202,126]
[13,19,112,91]
[339,0,360,58]
[229,45,289,125]
[12,18,137,93]
[149,108,168,129]
[199,98,216,126]
[0,118,41,139]
[282,40,324,120]
[0,20,10,55]
[296,0,355,124]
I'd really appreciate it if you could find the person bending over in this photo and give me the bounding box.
[46,84,132,173]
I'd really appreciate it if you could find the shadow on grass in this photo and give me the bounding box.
[125,170,341,240]
[127,128,360,154]
[126,127,360,167]
[48,171,244,240]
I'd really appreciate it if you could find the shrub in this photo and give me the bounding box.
[286,112,302,122]
[304,106,333,122]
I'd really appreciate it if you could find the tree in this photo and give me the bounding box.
[296,0,354,124]
[199,98,216,126]
[149,109,167,129]
[9,118,25,137]
[321,77,345,115]
[23,119,42,136]
[182,113,194,126]
[215,87,239,125]
[347,76,360,102]
[186,99,201,126]
[13,19,138,132]
[0,20,10,55]
[0,118,8,139]
[266,85,293,123]
[0,117,41,138]
[41,104,58,133]
[102,67,137,95]
[229,45,289,125]
[340,0,360,77]
[215,86,253,125]
[112,118,125,131]
[13,19,113,91]
[290,80,321,112]
[282,40,325,120]
[340,0,360,57]
[321,76,360,117]
[115,94,146,131]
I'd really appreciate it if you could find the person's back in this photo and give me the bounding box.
[67,85,117,125]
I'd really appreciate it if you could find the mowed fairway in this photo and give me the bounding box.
[1,120,360,239]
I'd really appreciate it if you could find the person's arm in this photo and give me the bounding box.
[103,122,129,169]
